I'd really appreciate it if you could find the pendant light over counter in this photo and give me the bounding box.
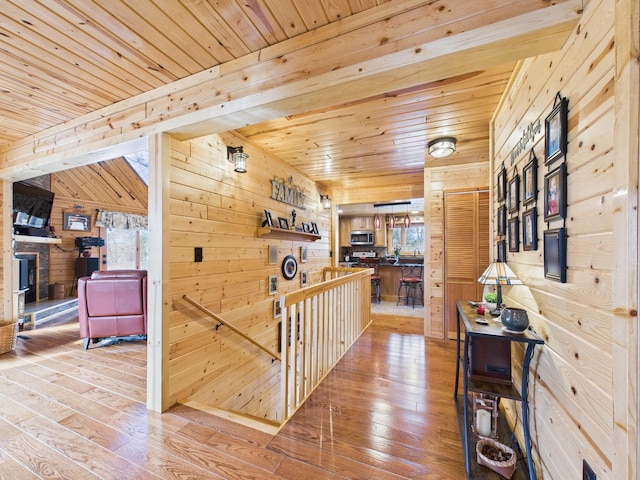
[373,201,412,229]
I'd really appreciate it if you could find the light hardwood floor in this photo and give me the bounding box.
[0,311,467,479]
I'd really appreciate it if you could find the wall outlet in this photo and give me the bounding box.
[583,460,596,480]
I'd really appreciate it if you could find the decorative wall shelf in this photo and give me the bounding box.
[258,227,320,242]
[14,235,62,245]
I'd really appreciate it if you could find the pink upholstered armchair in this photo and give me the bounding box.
[78,270,148,349]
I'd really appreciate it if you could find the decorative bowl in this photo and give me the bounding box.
[501,308,529,332]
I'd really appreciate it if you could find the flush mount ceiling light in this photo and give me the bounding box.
[428,137,457,158]
[227,146,248,173]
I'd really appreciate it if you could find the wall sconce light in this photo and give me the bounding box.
[428,137,457,158]
[320,194,331,210]
[227,146,248,173]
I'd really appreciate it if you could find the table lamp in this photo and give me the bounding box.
[478,261,523,316]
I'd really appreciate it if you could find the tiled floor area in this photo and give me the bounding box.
[370,300,424,318]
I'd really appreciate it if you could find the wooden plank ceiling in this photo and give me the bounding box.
[0,1,581,198]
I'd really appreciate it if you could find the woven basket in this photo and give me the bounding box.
[476,438,517,479]
[0,320,19,355]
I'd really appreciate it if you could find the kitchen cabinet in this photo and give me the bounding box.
[374,226,386,247]
[339,217,351,246]
[350,216,374,230]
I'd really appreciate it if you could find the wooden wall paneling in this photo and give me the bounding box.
[2,181,11,321]
[490,0,627,477]
[48,158,148,294]
[611,0,640,477]
[167,132,330,419]
[424,163,488,339]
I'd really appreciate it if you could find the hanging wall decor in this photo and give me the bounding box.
[543,163,567,222]
[544,228,567,282]
[544,92,569,165]
[522,208,538,251]
[522,149,538,206]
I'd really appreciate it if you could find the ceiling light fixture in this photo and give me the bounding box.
[428,137,457,158]
[374,205,382,230]
[227,146,248,173]
[388,206,395,229]
[404,204,411,229]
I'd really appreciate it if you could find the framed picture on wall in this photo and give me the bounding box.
[300,270,308,287]
[300,246,308,263]
[544,228,567,282]
[523,151,538,205]
[281,255,298,280]
[522,208,537,251]
[508,173,520,214]
[545,93,569,165]
[508,217,520,252]
[497,240,507,262]
[497,205,506,236]
[497,164,507,202]
[63,212,91,231]
[268,274,278,295]
[544,163,567,221]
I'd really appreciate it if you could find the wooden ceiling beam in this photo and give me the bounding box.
[0,0,582,181]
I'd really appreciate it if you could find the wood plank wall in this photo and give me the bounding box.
[491,0,631,477]
[424,163,489,338]
[49,159,148,295]
[167,133,330,421]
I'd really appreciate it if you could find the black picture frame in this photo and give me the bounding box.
[523,151,538,206]
[300,246,307,263]
[302,223,310,233]
[310,222,319,235]
[497,165,507,202]
[544,163,567,221]
[508,217,520,252]
[281,255,298,280]
[278,217,289,229]
[300,270,308,287]
[545,93,568,165]
[544,228,567,282]
[508,173,520,214]
[522,208,537,251]
[497,205,506,236]
[497,240,507,262]
[262,209,274,227]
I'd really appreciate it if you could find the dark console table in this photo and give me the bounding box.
[454,300,544,480]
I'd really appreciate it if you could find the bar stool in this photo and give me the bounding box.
[358,258,381,304]
[397,264,423,308]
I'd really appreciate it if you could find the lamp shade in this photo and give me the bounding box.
[478,262,523,286]
[478,262,523,317]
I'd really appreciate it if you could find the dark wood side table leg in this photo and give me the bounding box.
[454,307,461,398]
[521,343,538,480]
[462,333,471,477]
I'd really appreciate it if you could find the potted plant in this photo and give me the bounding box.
[484,291,498,311]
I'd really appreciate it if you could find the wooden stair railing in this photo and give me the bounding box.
[182,294,281,362]
[279,266,372,421]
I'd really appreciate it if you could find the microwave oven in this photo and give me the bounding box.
[350,231,374,245]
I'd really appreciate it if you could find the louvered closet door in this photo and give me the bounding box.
[444,190,489,339]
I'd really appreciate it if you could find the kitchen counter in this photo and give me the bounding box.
[376,260,423,302]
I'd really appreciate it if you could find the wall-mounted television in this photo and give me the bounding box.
[13,181,55,237]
